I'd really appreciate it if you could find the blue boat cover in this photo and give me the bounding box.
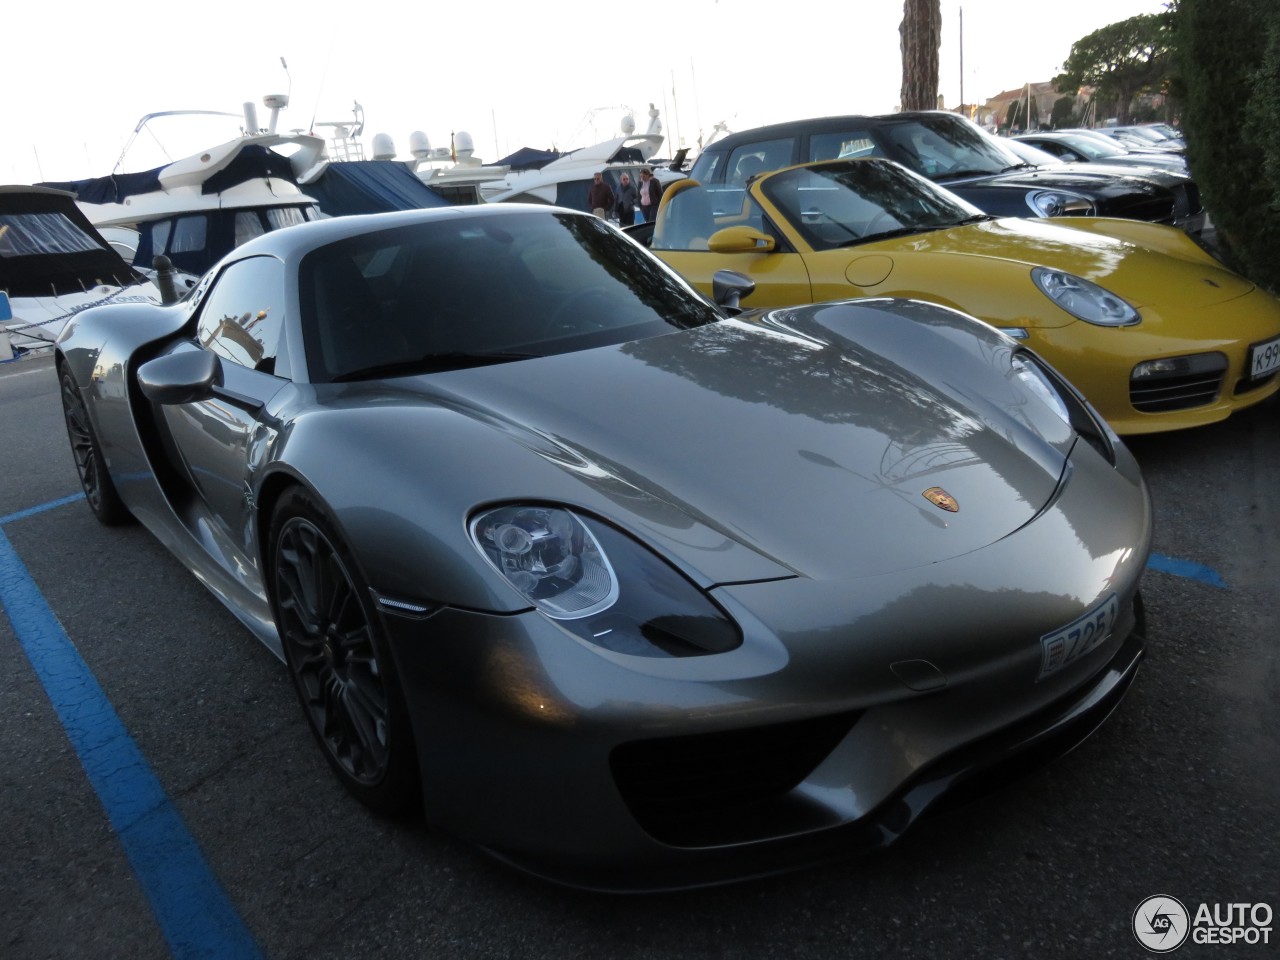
[303,161,450,215]
[494,147,562,171]
[39,168,164,205]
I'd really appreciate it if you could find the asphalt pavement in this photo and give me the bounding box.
[1,354,1276,960]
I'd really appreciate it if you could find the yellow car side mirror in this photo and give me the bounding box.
[707,226,775,254]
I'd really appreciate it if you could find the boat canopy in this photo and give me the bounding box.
[302,160,451,216]
[0,187,141,296]
[494,147,563,171]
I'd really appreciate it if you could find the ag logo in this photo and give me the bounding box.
[1133,895,1190,953]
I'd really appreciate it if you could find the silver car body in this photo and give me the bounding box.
[55,205,1151,890]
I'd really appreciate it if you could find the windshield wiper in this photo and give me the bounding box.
[331,350,540,382]
[933,168,1002,180]
[834,225,928,246]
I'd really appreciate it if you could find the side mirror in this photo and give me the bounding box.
[712,269,756,313]
[137,349,222,405]
[707,226,776,254]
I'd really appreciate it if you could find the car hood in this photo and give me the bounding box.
[412,302,1073,583]
[940,165,1171,201]
[1029,161,1187,186]
[863,218,1254,310]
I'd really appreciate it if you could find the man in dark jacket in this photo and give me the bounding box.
[587,171,615,218]
[614,172,639,226]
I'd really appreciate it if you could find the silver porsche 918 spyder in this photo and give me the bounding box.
[56,204,1151,891]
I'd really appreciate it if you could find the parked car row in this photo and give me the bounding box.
[641,112,1278,435]
[687,112,1205,236]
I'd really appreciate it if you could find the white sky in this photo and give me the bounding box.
[2,0,1168,185]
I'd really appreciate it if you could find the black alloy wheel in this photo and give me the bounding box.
[59,368,132,525]
[270,489,420,815]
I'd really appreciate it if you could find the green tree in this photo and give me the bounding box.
[900,0,942,111]
[1051,96,1078,128]
[1179,0,1280,290]
[1054,12,1175,123]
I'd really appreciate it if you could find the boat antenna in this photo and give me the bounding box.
[309,40,335,135]
[280,56,293,102]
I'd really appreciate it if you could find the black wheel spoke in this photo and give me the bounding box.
[275,513,394,788]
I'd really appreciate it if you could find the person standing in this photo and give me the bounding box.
[614,172,639,226]
[587,171,615,218]
[637,166,663,224]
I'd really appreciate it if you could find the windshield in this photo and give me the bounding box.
[1062,135,1126,159]
[300,211,721,383]
[760,160,986,251]
[876,115,1024,180]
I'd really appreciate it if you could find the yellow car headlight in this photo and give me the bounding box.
[1032,267,1140,327]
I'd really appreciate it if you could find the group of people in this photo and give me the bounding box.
[587,167,663,226]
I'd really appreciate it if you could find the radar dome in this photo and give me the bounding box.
[620,114,636,135]
[455,130,475,158]
[408,131,432,159]
[371,133,396,160]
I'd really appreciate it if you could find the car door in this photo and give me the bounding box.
[650,182,813,309]
[156,255,289,581]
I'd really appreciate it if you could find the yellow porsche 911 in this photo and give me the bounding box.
[649,158,1280,434]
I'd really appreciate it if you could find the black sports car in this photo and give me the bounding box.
[56,204,1151,890]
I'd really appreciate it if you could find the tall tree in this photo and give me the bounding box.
[1054,12,1175,123]
[1179,0,1280,290]
[900,0,942,111]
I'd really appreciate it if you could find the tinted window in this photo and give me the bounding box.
[876,116,1019,179]
[169,216,209,255]
[0,213,102,257]
[652,187,772,251]
[808,132,882,162]
[235,211,266,247]
[196,256,287,375]
[725,138,793,184]
[266,206,310,230]
[761,161,981,251]
[688,149,725,183]
[298,211,720,383]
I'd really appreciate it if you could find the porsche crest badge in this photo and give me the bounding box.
[922,486,959,513]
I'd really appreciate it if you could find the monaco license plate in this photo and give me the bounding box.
[1038,593,1119,681]
[1249,335,1280,379]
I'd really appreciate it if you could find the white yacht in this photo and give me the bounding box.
[44,97,450,291]
[483,106,684,209]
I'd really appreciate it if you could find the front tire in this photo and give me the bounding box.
[59,367,133,526]
[269,488,421,816]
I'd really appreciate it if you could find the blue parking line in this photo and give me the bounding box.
[1146,552,1229,589]
[0,510,262,960]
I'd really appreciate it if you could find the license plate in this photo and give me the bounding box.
[1249,335,1280,379]
[1038,593,1119,681]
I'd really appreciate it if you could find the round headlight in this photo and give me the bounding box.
[470,506,617,619]
[470,505,743,657]
[1026,190,1094,218]
[1032,267,1139,326]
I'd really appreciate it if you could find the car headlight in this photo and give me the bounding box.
[1026,190,1094,218]
[1031,267,1140,326]
[470,505,742,657]
[1010,352,1117,464]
